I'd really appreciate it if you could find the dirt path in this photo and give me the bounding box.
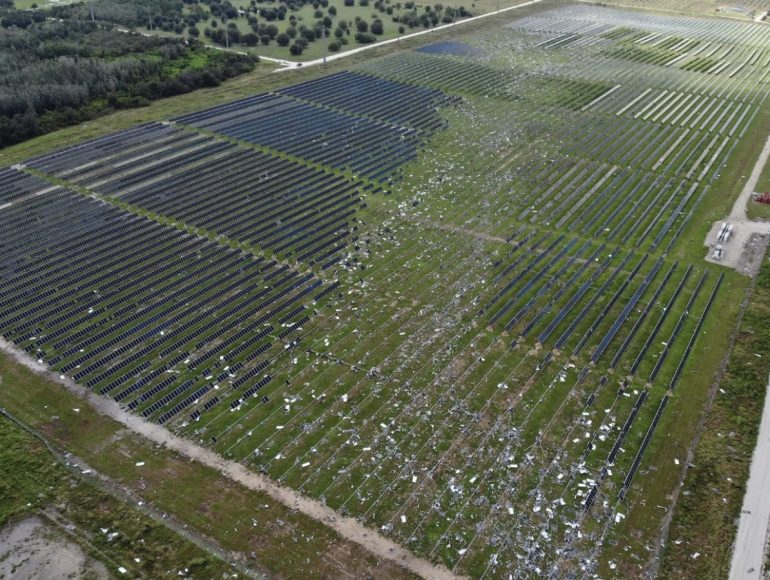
[274,0,542,70]
[0,338,460,580]
[0,407,266,579]
[205,0,542,71]
[729,134,770,223]
[704,132,770,275]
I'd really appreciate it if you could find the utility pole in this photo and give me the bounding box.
[224,17,230,48]
[147,7,152,30]
[88,0,95,21]
[323,25,327,63]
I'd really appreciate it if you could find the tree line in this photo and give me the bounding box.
[0,3,256,148]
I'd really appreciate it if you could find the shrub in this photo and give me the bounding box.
[355,31,376,43]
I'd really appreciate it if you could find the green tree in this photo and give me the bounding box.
[355,31,376,42]
[241,31,258,45]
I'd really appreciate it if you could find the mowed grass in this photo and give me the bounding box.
[134,0,526,61]
[746,198,770,221]
[0,352,416,580]
[166,0,412,62]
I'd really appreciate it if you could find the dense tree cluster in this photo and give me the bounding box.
[0,6,256,147]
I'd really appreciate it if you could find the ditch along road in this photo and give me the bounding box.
[218,0,543,71]
[729,132,770,580]
[0,338,459,580]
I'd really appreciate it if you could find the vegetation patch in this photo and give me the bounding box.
[0,413,236,578]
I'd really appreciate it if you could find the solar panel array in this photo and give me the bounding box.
[0,167,55,205]
[27,122,368,269]
[1,6,764,575]
[416,40,484,57]
[277,71,455,132]
[174,92,421,181]
[8,69,459,434]
[0,169,321,424]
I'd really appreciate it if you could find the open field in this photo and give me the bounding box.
[2,1,770,577]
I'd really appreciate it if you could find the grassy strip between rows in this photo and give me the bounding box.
[659,253,770,579]
[0,413,237,579]
[0,351,416,580]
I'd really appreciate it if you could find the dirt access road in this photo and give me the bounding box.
[225,0,543,71]
[0,338,459,580]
